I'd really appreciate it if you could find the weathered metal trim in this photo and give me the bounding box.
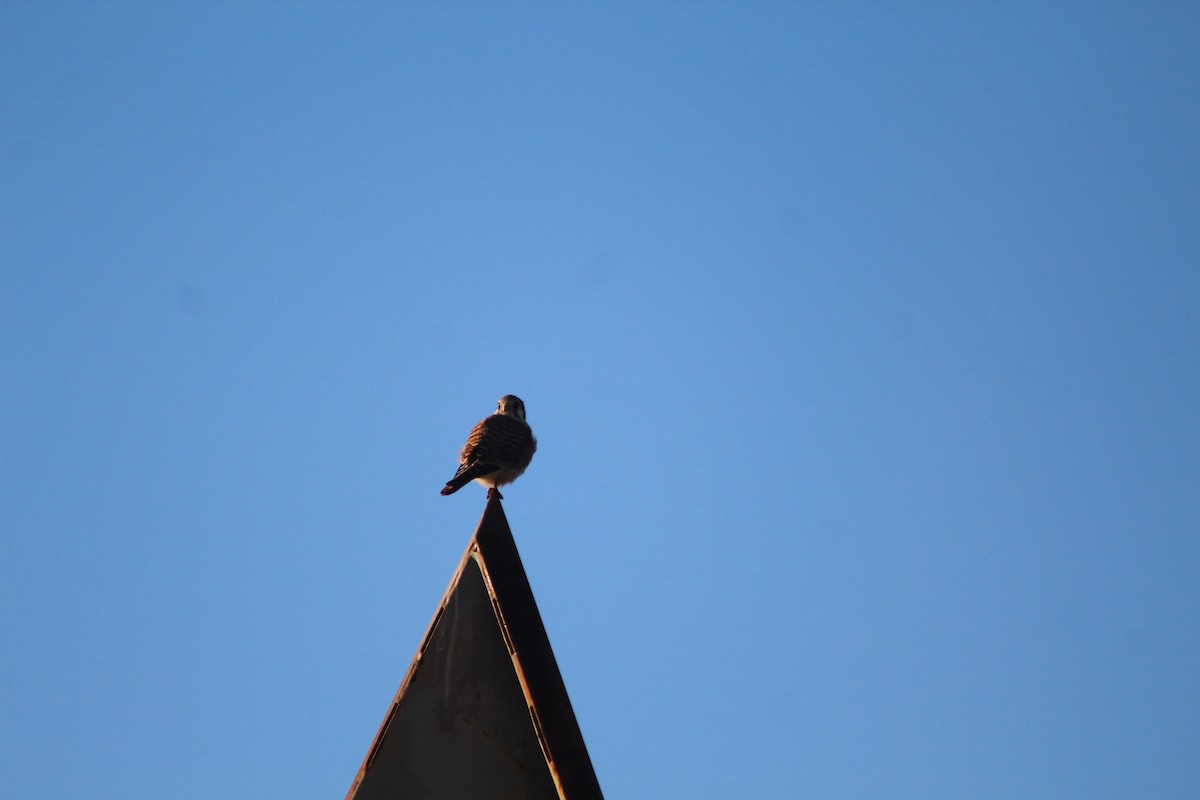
[344,495,603,800]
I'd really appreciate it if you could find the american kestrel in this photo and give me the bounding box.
[440,395,537,499]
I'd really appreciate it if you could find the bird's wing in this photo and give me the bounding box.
[458,414,533,472]
[441,414,536,496]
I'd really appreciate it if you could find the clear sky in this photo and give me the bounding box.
[2,2,1198,798]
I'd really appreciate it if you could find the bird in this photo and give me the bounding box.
[440,395,537,500]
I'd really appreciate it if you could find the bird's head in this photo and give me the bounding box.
[496,395,526,421]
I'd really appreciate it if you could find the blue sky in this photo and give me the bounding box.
[3,2,1198,798]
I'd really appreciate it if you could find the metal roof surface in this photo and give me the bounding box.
[345,497,603,800]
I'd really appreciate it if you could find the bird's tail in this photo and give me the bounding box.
[440,464,491,496]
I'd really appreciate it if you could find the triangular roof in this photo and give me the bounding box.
[345,496,604,799]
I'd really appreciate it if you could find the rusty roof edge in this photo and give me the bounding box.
[473,496,605,800]
[345,496,603,800]
[343,518,488,800]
